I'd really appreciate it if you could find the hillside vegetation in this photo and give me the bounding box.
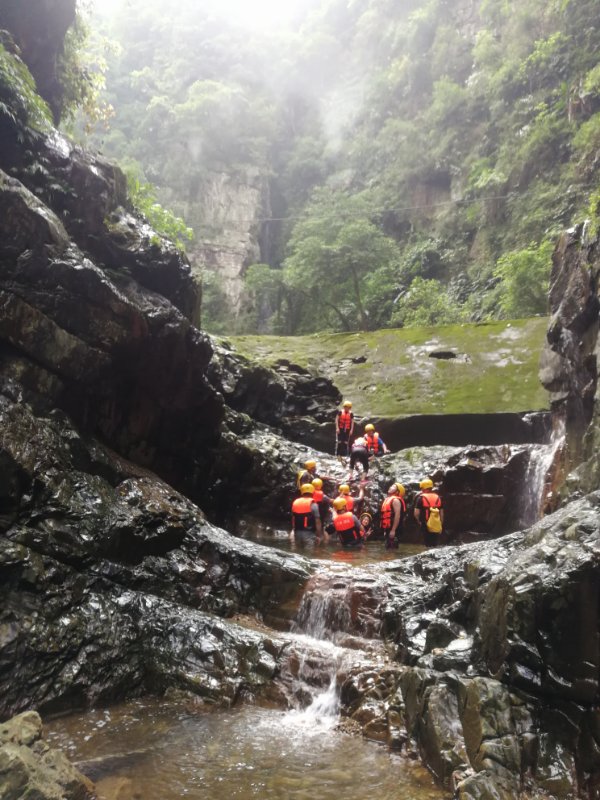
[80,0,600,334]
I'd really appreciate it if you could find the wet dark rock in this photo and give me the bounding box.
[0,1,76,122]
[372,412,551,451]
[540,223,600,499]
[333,492,600,795]
[208,340,341,445]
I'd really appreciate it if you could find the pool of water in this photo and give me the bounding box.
[45,698,447,800]
[233,517,424,564]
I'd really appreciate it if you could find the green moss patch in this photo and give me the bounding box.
[227,318,550,418]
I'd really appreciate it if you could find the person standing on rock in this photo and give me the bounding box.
[335,400,355,459]
[379,483,406,549]
[291,483,324,546]
[413,478,444,547]
[331,496,365,546]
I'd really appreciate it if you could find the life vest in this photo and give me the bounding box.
[365,432,380,453]
[313,489,324,503]
[420,492,442,533]
[292,496,316,530]
[336,493,354,512]
[380,495,406,530]
[333,511,360,542]
[337,409,353,433]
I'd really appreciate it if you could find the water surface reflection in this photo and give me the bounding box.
[233,517,424,564]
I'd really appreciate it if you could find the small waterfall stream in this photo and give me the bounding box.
[520,420,565,527]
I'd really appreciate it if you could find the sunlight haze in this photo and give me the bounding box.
[93,0,315,28]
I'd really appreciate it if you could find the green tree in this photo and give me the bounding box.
[282,189,402,332]
[493,240,553,316]
[390,278,465,327]
[126,169,194,251]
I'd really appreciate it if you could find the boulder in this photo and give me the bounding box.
[0,710,94,799]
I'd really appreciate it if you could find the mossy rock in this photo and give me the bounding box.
[228,318,549,418]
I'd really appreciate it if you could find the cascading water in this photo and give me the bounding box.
[520,419,565,527]
[281,566,388,730]
[43,572,445,798]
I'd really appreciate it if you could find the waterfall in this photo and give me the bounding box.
[281,569,385,728]
[282,674,340,731]
[520,420,565,527]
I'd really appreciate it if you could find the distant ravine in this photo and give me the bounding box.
[0,4,599,799]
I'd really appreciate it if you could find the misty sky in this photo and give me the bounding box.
[92,0,320,29]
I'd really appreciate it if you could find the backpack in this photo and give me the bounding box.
[426,506,443,534]
[421,492,442,534]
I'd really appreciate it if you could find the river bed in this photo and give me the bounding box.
[45,697,448,800]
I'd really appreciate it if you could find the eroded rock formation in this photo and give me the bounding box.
[540,222,600,497]
[0,8,599,800]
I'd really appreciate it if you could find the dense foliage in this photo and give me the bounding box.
[81,0,599,333]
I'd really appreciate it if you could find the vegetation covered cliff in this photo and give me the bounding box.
[83,0,600,333]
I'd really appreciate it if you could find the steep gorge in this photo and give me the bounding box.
[0,5,599,800]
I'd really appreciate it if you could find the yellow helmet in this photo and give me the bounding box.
[300,483,315,495]
[333,497,347,511]
[304,460,317,470]
[312,478,323,489]
[339,484,350,495]
[419,478,434,490]
[395,483,405,497]
[343,400,352,408]
[364,423,375,433]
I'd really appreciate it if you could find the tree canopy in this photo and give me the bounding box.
[73,0,600,333]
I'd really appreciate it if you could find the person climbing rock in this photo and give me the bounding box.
[413,478,444,547]
[364,423,389,456]
[379,483,406,549]
[335,400,355,458]
[312,477,333,527]
[332,496,365,547]
[336,482,365,516]
[291,483,324,546]
[296,459,319,491]
[349,435,370,476]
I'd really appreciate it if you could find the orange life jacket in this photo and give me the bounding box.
[337,409,353,433]
[292,496,316,530]
[420,492,442,519]
[380,495,406,530]
[313,489,324,503]
[333,511,361,542]
[336,494,354,512]
[365,432,380,453]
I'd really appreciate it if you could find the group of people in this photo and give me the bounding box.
[291,397,444,549]
[291,467,444,549]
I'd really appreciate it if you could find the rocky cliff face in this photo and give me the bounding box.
[164,166,271,326]
[539,222,600,496]
[1,9,600,800]
[0,0,76,121]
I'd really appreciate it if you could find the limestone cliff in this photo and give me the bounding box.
[163,166,271,326]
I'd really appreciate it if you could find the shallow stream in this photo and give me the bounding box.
[45,697,447,800]
[44,519,446,799]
